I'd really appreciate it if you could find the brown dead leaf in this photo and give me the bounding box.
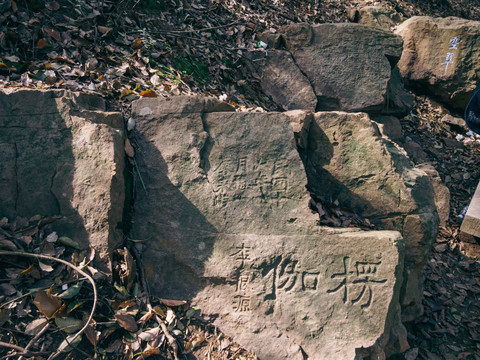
[159,298,187,307]
[98,26,112,37]
[0,283,17,296]
[125,138,134,158]
[185,336,206,353]
[142,348,161,357]
[131,39,143,49]
[0,309,11,327]
[115,313,138,332]
[139,89,158,98]
[85,323,99,346]
[33,290,63,319]
[152,305,165,318]
[37,39,50,50]
[44,27,61,42]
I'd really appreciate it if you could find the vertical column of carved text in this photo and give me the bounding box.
[230,243,253,312]
[441,36,462,73]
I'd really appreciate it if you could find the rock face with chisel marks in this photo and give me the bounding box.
[131,96,404,360]
[395,16,480,110]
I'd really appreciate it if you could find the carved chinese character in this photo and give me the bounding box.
[230,243,251,267]
[302,271,320,291]
[441,52,455,73]
[272,177,288,192]
[237,157,247,174]
[278,259,299,292]
[327,257,387,308]
[233,295,251,312]
[449,36,462,49]
[236,273,250,292]
[214,190,230,207]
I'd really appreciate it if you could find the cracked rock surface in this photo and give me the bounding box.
[130,96,404,360]
[0,89,125,269]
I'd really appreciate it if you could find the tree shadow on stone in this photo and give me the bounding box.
[301,118,377,219]
[0,90,89,244]
[132,131,218,300]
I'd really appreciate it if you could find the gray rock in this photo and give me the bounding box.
[416,164,451,228]
[261,50,318,111]
[131,96,405,360]
[0,89,125,269]
[396,16,480,110]
[374,115,403,140]
[347,6,403,30]
[257,23,412,115]
[440,114,467,129]
[303,111,439,321]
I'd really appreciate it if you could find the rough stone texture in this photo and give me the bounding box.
[0,89,125,268]
[460,181,480,237]
[303,111,439,321]
[374,115,403,140]
[440,114,467,129]
[403,139,429,164]
[417,164,451,227]
[257,23,412,116]
[255,50,317,111]
[347,6,403,30]
[395,16,480,110]
[284,109,313,150]
[131,96,405,360]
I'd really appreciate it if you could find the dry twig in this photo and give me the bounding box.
[129,245,179,360]
[0,251,97,360]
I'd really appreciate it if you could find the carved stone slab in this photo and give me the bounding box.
[0,89,125,268]
[131,96,404,360]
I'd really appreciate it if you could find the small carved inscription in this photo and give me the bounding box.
[231,243,253,312]
[327,257,387,309]
[230,243,251,267]
[211,156,291,207]
[263,257,321,301]
[233,294,251,312]
[441,35,462,73]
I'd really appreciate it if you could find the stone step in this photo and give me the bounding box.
[461,181,480,237]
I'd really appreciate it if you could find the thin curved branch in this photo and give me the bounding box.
[18,322,51,360]
[0,341,49,356]
[0,251,97,360]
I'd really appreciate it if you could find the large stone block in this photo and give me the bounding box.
[395,16,480,110]
[299,111,439,321]
[132,96,405,359]
[0,89,125,267]
[257,23,412,115]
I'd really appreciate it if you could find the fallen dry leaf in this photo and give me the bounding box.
[25,317,48,335]
[33,290,63,319]
[125,138,135,158]
[115,313,138,332]
[44,27,61,42]
[159,298,187,307]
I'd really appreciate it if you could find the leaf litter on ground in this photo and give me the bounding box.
[2,0,480,359]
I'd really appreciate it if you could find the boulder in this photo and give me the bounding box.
[0,89,125,268]
[301,111,439,321]
[395,16,480,110]
[257,23,413,115]
[347,5,403,30]
[131,96,405,360]
[417,164,451,227]
[374,115,403,140]
[440,114,467,129]
[254,50,317,111]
